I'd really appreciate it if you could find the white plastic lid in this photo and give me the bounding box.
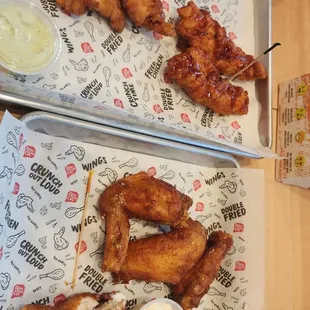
[140,298,183,310]
[0,0,62,75]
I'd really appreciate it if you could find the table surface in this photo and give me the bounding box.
[1,0,310,308]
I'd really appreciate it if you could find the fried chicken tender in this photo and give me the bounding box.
[116,218,207,284]
[100,171,192,273]
[86,0,126,32]
[172,231,233,310]
[176,1,267,80]
[165,47,249,115]
[122,0,176,36]
[56,0,87,15]
[21,293,99,310]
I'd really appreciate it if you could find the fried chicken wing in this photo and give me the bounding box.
[116,218,207,284]
[165,47,249,115]
[121,0,176,36]
[172,231,233,310]
[86,0,126,32]
[176,1,267,80]
[56,0,87,15]
[99,171,192,272]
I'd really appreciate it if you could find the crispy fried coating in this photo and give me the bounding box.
[116,218,207,284]
[172,231,233,310]
[56,0,87,15]
[165,47,249,115]
[122,0,176,36]
[99,171,192,273]
[20,293,99,310]
[86,0,126,32]
[176,1,267,80]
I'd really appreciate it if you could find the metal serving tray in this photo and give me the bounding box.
[20,112,239,168]
[1,0,271,159]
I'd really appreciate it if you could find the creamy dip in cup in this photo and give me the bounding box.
[0,0,61,75]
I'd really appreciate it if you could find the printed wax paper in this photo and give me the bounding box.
[0,0,275,158]
[0,111,264,310]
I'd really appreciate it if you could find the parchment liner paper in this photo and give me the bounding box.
[0,111,264,310]
[0,0,274,158]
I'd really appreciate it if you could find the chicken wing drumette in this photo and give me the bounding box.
[172,231,233,310]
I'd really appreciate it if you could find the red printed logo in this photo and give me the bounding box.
[147,167,157,177]
[153,32,163,40]
[81,42,94,53]
[65,191,79,203]
[228,32,237,40]
[114,99,124,109]
[11,284,25,299]
[162,0,169,11]
[153,104,163,114]
[218,134,226,140]
[122,68,133,78]
[23,146,36,158]
[211,5,220,13]
[13,182,20,195]
[19,133,23,149]
[235,261,246,271]
[0,246,3,261]
[231,121,241,130]
[233,223,244,233]
[181,113,191,123]
[75,240,87,254]
[54,294,66,306]
[65,164,77,178]
[193,180,201,191]
[195,202,204,212]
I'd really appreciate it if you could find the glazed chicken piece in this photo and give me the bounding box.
[86,0,126,33]
[176,1,267,80]
[56,0,87,15]
[122,0,176,36]
[56,0,126,32]
[172,231,233,310]
[20,293,126,310]
[99,171,192,273]
[165,47,249,115]
[116,218,207,284]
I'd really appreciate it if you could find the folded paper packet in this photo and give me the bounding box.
[0,111,264,310]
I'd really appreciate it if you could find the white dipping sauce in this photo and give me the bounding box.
[0,2,55,72]
[144,303,173,310]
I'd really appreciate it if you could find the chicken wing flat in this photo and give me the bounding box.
[176,1,267,81]
[116,218,207,284]
[99,171,192,272]
[86,0,126,32]
[172,231,233,310]
[56,0,87,15]
[122,0,176,36]
[165,47,249,115]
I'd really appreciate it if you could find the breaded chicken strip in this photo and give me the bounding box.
[165,47,249,115]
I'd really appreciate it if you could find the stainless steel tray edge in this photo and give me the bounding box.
[19,111,240,168]
[1,91,260,159]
